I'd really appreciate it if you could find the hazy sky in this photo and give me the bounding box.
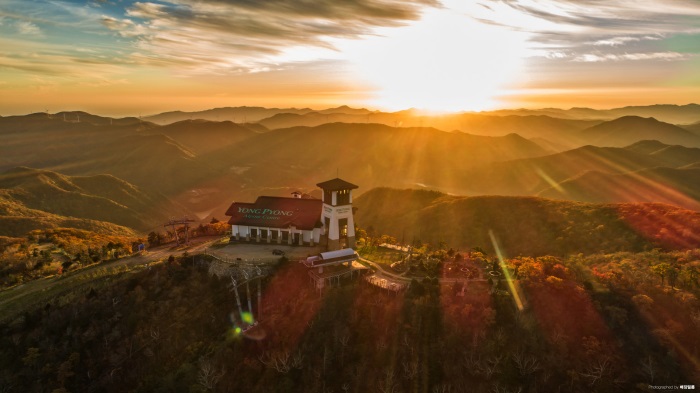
[1,0,700,116]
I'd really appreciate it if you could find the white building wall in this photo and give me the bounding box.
[233,225,250,237]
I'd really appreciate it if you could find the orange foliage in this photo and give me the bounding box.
[440,281,493,335]
[617,203,700,249]
[526,277,615,356]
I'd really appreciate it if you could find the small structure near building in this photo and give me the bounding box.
[365,275,407,293]
[301,248,366,292]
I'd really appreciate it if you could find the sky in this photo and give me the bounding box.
[1,0,700,116]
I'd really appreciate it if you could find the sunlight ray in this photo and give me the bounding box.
[489,230,525,311]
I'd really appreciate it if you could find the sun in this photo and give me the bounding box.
[338,4,529,112]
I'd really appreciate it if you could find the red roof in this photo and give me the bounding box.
[225,196,322,230]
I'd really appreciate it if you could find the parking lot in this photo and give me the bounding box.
[209,241,325,262]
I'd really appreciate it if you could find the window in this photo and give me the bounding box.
[337,189,350,205]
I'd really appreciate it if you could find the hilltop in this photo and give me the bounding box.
[0,167,186,236]
[354,187,700,256]
[0,196,136,237]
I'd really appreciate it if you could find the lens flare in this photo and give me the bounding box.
[489,230,525,311]
[241,311,254,325]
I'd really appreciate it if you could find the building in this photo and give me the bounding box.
[317,178,358,250]
[225,178,358,250]
[302,248,366,291]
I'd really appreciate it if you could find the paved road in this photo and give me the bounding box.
[0,237,223,323]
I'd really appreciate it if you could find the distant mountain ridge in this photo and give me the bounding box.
[579,116,700,147]
[457,139,700,197]
[537,167,700,211]
[140,103,700,130]
[489,103,700,124]
[143,106,315,125]
[150,119,258,154]
[205,122,550,195]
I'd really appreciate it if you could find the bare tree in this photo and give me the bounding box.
[579,357,611,386]
[378,370,397,393]
[403,359,419,380]
[479,355,502,378]
[198,357,225,391]
[432,384,454,393]
[259,350,292,373]
[512,350,540,376]
[150,327,160,342]
[339,330,350,367]
[292,350,305,370]
[463,352,481,372]
[490,383,522,393]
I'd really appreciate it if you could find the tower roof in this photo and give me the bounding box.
[316,178,358,191]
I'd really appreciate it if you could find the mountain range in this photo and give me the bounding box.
[1,104,700,241]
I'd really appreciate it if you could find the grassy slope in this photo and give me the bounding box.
[0,197,136,237]
[0,167,190,233]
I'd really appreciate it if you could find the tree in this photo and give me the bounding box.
[147,232,162,247]
[650,263,673,286]
[667,266,679,288]
[198,357,225,391]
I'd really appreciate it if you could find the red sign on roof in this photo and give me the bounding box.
[225,196,322,230]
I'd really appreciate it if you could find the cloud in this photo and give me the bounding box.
[16,21,42,36]
[574,51,691,62]
[100,0,438,74]
[474,0,700,60]
[590,35,662,46]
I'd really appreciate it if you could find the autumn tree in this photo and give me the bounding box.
[650,263,673,286]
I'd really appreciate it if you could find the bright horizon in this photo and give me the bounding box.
[2,0,700,117]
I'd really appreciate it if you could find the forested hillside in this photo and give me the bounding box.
[1,248,698,392]
[354,188,700,256]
